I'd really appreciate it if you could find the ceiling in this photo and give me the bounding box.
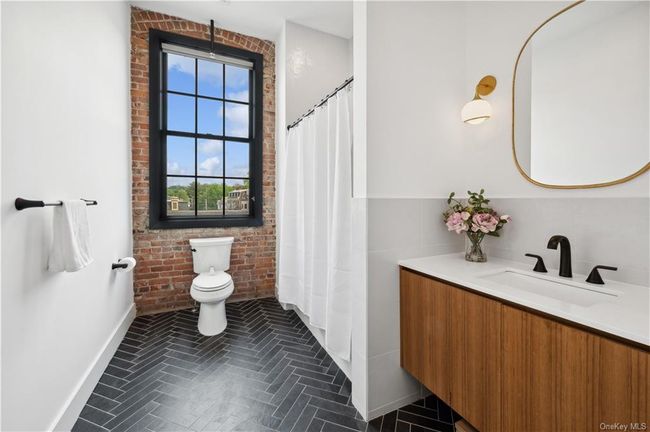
[130,1,353,41]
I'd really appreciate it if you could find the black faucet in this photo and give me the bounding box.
[547,235,572,278]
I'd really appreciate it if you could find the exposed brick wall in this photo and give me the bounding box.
[130,7,276,315]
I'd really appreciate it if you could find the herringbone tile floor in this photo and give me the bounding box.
[72,298,459,432]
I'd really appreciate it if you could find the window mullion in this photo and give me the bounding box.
[222,63,226,217]
[194,58,198,217]
[162,52,169,219]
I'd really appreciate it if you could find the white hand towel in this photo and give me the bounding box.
[48,200,93,272]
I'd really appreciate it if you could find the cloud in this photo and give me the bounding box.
[168,54,195,76]
[168,54,223,87]
[198,61,223,87]
[226,65,248,87]
[167,177,190,187]
[199,156,221,176]
[225,104,248,137]
[198,139,222,156]
[167,161,190,175]
[228,165,249,177]
[226,90,249,102]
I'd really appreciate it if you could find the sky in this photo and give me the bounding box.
[165,53,250,188]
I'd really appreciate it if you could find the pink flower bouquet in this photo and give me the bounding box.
[443,189,511,262]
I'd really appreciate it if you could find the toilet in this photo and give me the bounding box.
[189,237,235,336]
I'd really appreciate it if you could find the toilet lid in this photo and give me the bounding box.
[193,272,232,291]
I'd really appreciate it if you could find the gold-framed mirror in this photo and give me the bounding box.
[512,0,650,189]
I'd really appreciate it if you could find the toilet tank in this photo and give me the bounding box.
[189,237,234,273]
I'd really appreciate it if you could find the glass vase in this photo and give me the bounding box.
[465,232,487,262]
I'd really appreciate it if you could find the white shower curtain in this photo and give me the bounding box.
[278,85,354,361]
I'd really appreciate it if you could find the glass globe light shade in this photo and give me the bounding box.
[461,99,492,125]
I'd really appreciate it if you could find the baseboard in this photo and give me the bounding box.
[279,301,351,378]
[50,303,136,431]
[352,394,369,421]
[367,391,421,420]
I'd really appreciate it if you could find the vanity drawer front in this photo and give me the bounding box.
[502,304,649,431]
[593,336,649,428]
[449,286,502,432]
[501,306,562,431]
[399,268,452,404]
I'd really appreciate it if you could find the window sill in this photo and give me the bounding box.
[149,216,263,230]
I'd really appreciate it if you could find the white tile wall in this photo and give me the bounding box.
[351,198,369,418]
[366,198,462,417]
[367,350,421,419]
[486,198,650,286]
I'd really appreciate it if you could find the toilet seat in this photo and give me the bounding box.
[192,271,233,292]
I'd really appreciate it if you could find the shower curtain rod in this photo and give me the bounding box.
[286,76,353,131]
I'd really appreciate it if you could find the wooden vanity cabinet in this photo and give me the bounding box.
[399,268,650,432]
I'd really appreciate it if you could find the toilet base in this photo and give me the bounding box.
[190,282,234,337]
[197,300,227,336]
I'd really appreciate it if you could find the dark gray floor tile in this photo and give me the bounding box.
[152,404,198,428]
[399,404,438,421]
[79,405,115,426]
[109,401,159,432]
[396,412,453,432]
[302,386,349,405]
[314,409,366,431]
[289,404,318,432]
[94,383,124,400]
[276,393,310,431]
[367,416,383,432]
[306,417,325,432]
[72,418,109,432]
[308,395,357,418]
[321,421,359,432]
[298,376,341,393]
[72,299,459,432]
[87,393,120,413]
[395,421,411,432]
[272,383,305,419]
[411,425,443,432]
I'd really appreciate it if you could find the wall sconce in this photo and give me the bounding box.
[461,75,497,125]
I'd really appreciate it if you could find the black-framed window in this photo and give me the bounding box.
[149,30,263,229]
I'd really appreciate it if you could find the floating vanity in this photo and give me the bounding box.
[399,254,649,432]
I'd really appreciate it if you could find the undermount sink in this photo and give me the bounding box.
[478,269,621,307]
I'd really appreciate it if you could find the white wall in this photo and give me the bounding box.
[366,1,466,200]
[1,2,133,431]
[285,21,352,125]
[361,0,650,420]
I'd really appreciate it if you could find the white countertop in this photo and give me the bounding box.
[398,253,650,347]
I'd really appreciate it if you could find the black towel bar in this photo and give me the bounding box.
[15,197,98,211]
